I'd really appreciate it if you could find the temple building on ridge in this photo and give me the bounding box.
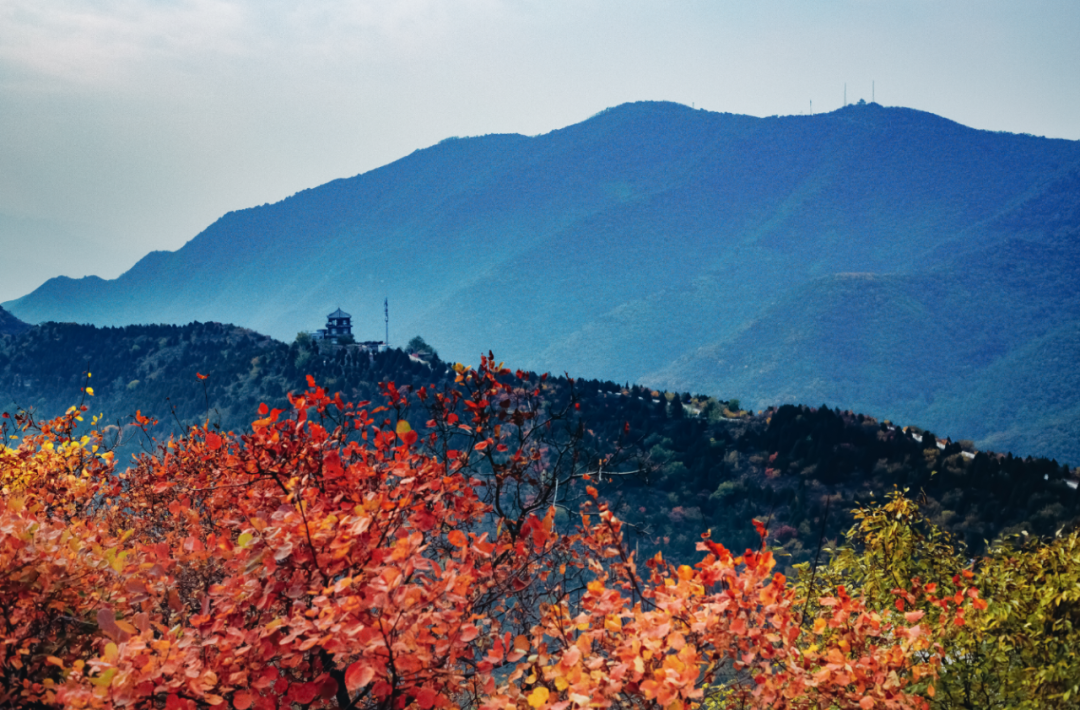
[311,307,385,350]
[315,308,353,341]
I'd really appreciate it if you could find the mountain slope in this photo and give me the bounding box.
[2,321,1077,566]
[0,306,30,336]
[6,101,1080,461]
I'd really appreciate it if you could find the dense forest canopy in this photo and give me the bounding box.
[0,306,30,336]
[3,320,1077,569]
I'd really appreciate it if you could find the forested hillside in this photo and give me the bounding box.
[0,306,29,336]
[3,321,1077,568]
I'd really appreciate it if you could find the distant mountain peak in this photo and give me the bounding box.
[4,102,1079,462]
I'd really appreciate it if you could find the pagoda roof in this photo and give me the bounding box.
[327,308,352,319]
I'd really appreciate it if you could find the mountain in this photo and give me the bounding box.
[6,101,1080,461]
[2,321,1077,566]
[0,306,30,336]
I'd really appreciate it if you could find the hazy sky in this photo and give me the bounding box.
[2,0,1078,303]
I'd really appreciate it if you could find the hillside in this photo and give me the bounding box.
[0,306,29,336]
[651,236,1080,463]
[2,321,1078,567]
[6,101,1080,461]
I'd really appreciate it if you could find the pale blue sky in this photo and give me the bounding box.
[2,0,1078,302]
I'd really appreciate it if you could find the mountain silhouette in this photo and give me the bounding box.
[6,101,1080,461]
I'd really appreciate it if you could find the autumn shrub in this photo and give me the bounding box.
[1,358,982,710]
[803,489,1080,709]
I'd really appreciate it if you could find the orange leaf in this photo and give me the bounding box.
[448,530,467,548]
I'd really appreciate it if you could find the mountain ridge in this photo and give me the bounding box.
[6,100,1080,461]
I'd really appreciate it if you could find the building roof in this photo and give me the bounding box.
[327,308,351,319]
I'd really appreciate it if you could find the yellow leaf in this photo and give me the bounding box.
[85,386,94,396]
[528,687,549,708]
[110,550,130,573]
[90,667,116,688]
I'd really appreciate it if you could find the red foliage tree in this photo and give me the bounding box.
[0,358,978,709]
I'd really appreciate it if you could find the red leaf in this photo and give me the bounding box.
[414,687,440,709]
[345,663,375,692]
[205,432,222,451]
[166,695,194,710]
[448,530,467,548]
[753,519,768,538]
[97,608,126,641]
[290,682,319,705]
